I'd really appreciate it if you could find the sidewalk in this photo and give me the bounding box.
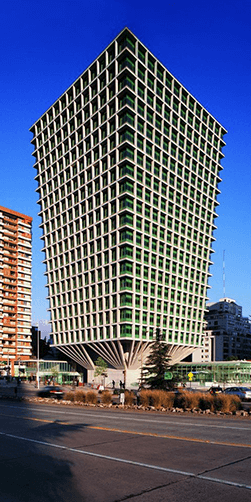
[0,381,41,399]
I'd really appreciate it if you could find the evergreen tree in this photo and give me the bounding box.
[94,357,108,377]
[142,338,171,390]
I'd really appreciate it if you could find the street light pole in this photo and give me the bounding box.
[7,353,10,377]
[37,327,40,389]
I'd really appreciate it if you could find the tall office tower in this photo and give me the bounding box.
[0,206,32,374]
[31,28,226,384]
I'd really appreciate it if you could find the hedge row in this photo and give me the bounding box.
[139,390,242,413]
[63,389,242,413]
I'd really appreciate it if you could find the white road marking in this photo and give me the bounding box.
[0,430,251,491]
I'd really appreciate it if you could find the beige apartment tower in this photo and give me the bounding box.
[30,28,226,384]
[0,206,32,374]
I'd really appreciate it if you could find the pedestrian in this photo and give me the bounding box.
[112,380,115,389]
[119,380,122,389]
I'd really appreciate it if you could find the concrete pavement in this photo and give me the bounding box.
[0,401,251,500]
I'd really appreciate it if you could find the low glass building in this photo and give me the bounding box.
[14,360,81,385]
[173,361,251,385]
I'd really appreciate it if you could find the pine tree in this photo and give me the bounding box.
[142,339,171,390]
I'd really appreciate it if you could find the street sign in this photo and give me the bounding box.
[164,371,173,380]
[188,372,193,381]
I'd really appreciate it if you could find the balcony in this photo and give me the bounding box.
[4,223,17,231]
[3,291,17,298]
[3,288,17,296]
[3,238,17,246]
[3,348,16,354]
[3,278,17,286]
[3,329,16,336]
[3,317,16,325]
[2,300,16,307]
[3,216,17,225]
[3,268,17,278]
[2,335,16,342]
[3,257,17,265]
[3,313,17,319]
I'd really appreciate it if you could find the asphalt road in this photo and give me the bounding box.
[0,400,251,501]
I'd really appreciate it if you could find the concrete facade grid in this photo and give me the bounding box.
[30,28,226,372]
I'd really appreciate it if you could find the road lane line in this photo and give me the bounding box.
[87,425,251,448]
[198,474,251,490]
[0,430,251,491]
[1,404,251,432]
[1,412,251,448]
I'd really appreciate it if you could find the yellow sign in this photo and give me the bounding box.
[188,372,193,381]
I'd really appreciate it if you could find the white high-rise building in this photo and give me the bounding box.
[193,298,251,363]
[30,28,226,384]
[0,206,32,374]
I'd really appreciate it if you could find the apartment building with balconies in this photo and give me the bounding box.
[0,206,32,374]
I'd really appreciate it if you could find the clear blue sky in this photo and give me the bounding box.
[1,0,251,324]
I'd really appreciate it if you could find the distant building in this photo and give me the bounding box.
[14,359,81,385]
[193,298,251,362]
[30,28,226,385]
[31,326,61,360]
[173,360,251,385]
[0,206,32,374]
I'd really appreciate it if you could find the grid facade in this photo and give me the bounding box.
[0,206,32,373]
[30,28,226,372]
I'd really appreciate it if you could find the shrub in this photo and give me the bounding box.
[159,391,175,409]
[102,391,112,405]
[139,390,175,409]
[174,391,200,409]
[64,391,75,402]
[139,390,152,407]
[212,394,241,413]
[61,388,242,414]
[75,391,86,403]
[198,393,214,411]
[150,390,172,409]
[149,390,162,409]
[125,391,135,406]
[86,391,97,404]
[230,395,242,412]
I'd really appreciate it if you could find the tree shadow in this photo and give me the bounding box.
[0,393,93,502]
